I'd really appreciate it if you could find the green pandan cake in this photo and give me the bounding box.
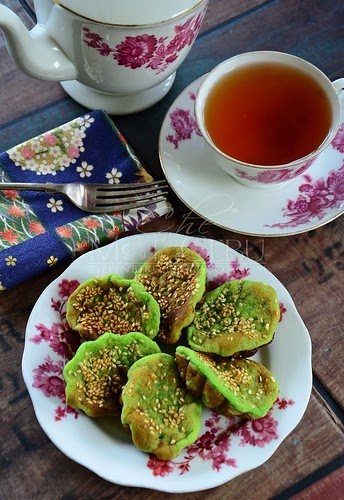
[66,273,160,341]
[176,346,279,419]
[63,332,160,417]
[187,280,280,356]
[134,247,207,344]
[121,353,202,460]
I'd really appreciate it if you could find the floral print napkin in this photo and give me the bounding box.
[0,110,171,290]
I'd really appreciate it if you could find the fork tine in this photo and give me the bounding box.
[92,194,168,212]
[0,180,169,213]
[95,188,169,203]
[94,190,168,205]
[94,180,168,194]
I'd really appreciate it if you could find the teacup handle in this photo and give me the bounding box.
[333,78,344,97]
[333,78,344,120]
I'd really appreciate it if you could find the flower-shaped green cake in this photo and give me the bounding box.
[121,353,202,460]
[176,346,279,419]
[187,279,280,356]
[66,274,160,341]
[134,247,206,344]
[63,332,161,417]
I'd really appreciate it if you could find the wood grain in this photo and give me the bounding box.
[292,467,344,500]
[0,0,343,498]
[0,0,66,126]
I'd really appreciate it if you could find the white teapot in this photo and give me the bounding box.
[0,0,209,113]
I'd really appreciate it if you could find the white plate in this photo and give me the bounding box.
[159,76,344,236]
[22,233,312,493]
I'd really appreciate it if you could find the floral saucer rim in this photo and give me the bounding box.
[22,232,312,492]
[159,76,344,237]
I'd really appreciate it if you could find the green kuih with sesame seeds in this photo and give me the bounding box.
[63,332,161,417]
[187,279,280,357]
[175,346,279,419]
[66,274,160,341]
[134,247,207,344]
[121,352,202,460]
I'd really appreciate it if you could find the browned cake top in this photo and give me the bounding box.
[135,247,206,343]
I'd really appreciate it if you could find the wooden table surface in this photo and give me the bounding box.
[0,0,343,498]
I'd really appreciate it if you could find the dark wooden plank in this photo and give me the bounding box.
[200,0,268,32]
[292,467,344,500]
[0,1,65,126]
[0,0,343,498]
[0,50,66,128]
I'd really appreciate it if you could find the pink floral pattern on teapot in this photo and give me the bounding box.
[82,10,205,74]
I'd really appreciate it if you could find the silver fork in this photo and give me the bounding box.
[0,180,169,213]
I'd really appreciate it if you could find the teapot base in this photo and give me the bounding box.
[60,74,176,115]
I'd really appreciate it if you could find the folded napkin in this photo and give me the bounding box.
[0,110,171,290]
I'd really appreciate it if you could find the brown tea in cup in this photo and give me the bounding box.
[204,61,332,166]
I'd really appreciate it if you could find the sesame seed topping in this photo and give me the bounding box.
[135,248,205,341]
[188,280,279,354]
[65,333,160,415]
[69,278,157,339]
[121,353,201,452]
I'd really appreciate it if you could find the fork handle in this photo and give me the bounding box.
[0,182,59,192]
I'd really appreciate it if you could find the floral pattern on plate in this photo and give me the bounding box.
[165,91,201,147]
[148,397,294,477]
[22,234,311,492]
[159,77,344,236]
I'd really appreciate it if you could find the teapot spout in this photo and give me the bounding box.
[0,5,77,81]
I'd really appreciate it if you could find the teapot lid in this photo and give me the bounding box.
[54,0,206,25]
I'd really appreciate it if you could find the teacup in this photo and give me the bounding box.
[0,0,209,114]
[195,51,344,188]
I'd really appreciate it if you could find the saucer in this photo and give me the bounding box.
[159,76,344,237]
